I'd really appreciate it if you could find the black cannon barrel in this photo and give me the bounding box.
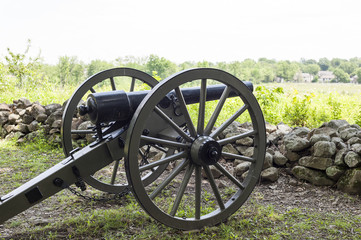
[81,82,253,124]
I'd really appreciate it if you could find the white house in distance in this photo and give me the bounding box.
[318,71,335,83]
[350,75,359,84]
[293,72,314,83]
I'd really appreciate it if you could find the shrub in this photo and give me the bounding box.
[254,86,284,124]
[283,91,314,127]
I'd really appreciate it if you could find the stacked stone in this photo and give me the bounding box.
[0,98,63,144]
[216,122,292,184]
[284,120,361,194]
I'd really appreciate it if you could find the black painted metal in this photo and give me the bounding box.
[83,83,253,125]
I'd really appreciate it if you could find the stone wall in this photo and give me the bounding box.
[1,98,361,195]
[0,98,64,144]
[226,119,361,195]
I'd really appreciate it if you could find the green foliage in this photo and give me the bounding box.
[87,59,114,78]
[355,107,361,126]
[0,62,12,92]
[145,54,178,79]
[339,61,358,74]
[115,55,147,71]
[327,93,342,120]
[302,63,320,76]
[284,91,314,127]
[333,68,350,83]
[356,68,361,84]
[276,61,300,81]
[254,86,284,124]
[56,56,85,86]
[151,71,162,81]
[4,39,43,88]
[318,57,330,71]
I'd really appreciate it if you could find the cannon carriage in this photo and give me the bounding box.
[0,68,266,230]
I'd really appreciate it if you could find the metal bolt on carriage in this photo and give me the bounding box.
[0,68,266,230]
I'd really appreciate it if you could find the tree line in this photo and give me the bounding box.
[1,40,361,89]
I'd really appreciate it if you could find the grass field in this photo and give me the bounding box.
[255,82,361,128]
[1,81,360,130]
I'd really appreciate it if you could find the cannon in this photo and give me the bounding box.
[0,68,266,230]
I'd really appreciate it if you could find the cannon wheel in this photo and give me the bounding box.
[61,67,168,193]
[125,68,266,230]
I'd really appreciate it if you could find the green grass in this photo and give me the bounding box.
[3,197,361,239]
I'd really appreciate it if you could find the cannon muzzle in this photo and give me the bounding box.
[81,82,253,124]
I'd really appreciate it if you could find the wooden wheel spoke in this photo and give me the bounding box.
[90,87,96,93]
[195,165,202,219]
[139,151,187,172]
[174,87,197,137]
[154,106,193,142]
[150,159,189,200]
[221,152,255,162]
[217,130,256,146]
[141,135,190,149]
[170,163,195,216]
[197,79,207,135]
[204,85,231,135]
[210,104,248,139]
[130,77,136,92]
[214,163,245,190]
[110,77,116,91]
[203,165,225,210]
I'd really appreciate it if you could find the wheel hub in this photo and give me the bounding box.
[190,136,222,166]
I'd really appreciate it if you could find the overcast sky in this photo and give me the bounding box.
[1,0,360,64]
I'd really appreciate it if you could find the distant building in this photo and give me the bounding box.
[318,71,335,83]
[274,77,284,83]
[350,75,359,84]
[293,72,314,83]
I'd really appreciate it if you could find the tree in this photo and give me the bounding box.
[227,61,242,79]
[260,66,275,82]
[215,62,228,72]
[57,56,74,85]
[301,58,317,65]
[115,55,147,71]
[302,64,320,76]
[0,62,9,92]
[179,61,196,71]
[330,58,344,68]
[145,55,177,80]
[276,61,299,81]
[87,60,114,78]
[72,63,85,84]
[356,68,361,84]
[339,61,358,75]
[197,60,214,68]
[318,58,330,71]
[4,39,41,87]
[333,68,350,83]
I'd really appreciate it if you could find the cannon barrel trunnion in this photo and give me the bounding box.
[0,68,266,231]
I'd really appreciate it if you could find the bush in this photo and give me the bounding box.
[283,91,314,127]
[254,86,284,124]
